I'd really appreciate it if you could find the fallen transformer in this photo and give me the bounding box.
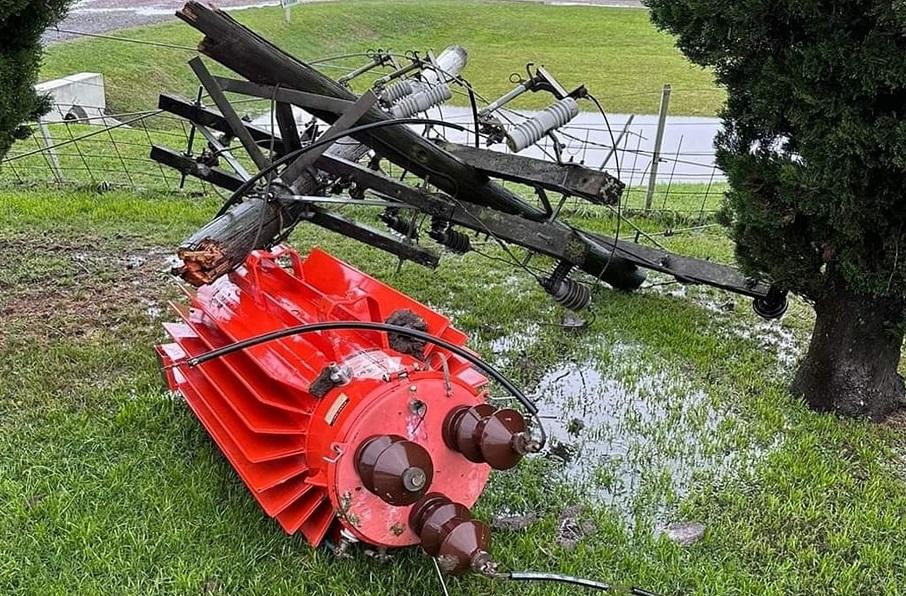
[152,1,786,590]
[157,246,533,575]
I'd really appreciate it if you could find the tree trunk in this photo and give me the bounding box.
[791,282,905,420]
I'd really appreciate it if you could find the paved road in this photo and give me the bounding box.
[404,107,724,185]
[253,105,721,185]
[44,0,284,43]
[44,0,643,43]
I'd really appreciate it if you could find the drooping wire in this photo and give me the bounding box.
[505,571,661,595]
[214,117,471,216]
[586,93,622,180]
[470,245,548,277]
[49,27,199,51]
[583,93,627,291]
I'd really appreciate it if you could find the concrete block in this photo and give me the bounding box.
[35,72,106,123]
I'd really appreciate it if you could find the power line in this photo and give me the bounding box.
[48,27,199,51]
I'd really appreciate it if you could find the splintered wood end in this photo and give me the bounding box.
[177,239,233,286]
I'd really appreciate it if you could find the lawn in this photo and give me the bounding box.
[2,187,906,594]
[41,0,724,117]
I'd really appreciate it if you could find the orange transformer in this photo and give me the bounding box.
[156,246,534,574]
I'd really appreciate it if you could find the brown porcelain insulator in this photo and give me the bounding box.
[409,494,494,576]
[436,517,493,575]
[355,435,434,506]
[442,405,530,470]
[442,404,496,463]
[475,408,528,470]
[409,493,472,556]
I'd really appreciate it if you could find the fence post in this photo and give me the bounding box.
[600,114,635,172]
[644,83,671,211]
[282,0,292,23]
[37,118,65,184]
[179,86,205,191]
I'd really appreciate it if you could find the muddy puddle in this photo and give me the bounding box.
[485,326,765,520]
[535,352,750,517]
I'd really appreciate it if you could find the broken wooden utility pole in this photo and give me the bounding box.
[153,1,789,319]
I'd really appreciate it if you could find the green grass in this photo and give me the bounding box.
[3,187,906,594]
[41,0,723,117]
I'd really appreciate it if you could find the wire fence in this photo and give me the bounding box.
[21,23,729,221]
[0,105,235,196]
[1,95,727,225]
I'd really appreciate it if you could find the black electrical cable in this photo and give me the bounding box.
[467,86,481,149]
[506,572,661,596]
[215,117,471,217]
[585,94,622,180]
[168,320,540,418]
[583,94,626,288]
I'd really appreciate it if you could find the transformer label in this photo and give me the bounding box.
[343,350,403,380]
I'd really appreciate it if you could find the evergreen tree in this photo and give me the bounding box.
[1,1,71,159]
[645,1,906,419]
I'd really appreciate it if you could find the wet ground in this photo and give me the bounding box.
[483,313,795,522]
[534,346,743,516]
[646,277,803,369]
[0,231,179,345]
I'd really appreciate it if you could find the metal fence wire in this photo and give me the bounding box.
[1,106,212,194]
[1,94,727,224]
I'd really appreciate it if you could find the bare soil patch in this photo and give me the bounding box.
[0,231,179,345]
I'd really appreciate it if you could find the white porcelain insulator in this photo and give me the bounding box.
[505,97,579,153]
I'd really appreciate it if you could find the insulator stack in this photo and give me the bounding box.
[506,97,579,152]
[442,405,536,470]
[410,494,495,576]
[541,261,592,312]
[380,209,420,238]
[380,79,414,105]
[429,221,472,254]
[355,435,434,505]
[390,83,453,118]
[155,246,526,561]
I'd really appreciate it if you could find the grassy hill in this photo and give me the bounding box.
[41,0,723,117]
